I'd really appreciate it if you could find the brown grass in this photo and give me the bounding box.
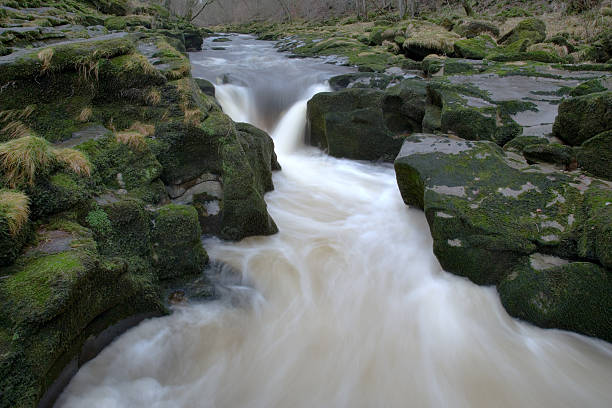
[77,107,93,123]
[183,109,201,126]
[116,131,146,151]
[54,148,91,177]
[0,189,30,236]
[1,121,31,139]
[146,89,161,106]
[0,105,36,123]
[0,136,55,187]
[38,48,54,73]
[129,121,155,137]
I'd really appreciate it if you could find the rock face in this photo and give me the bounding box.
[0,1,280,406]
[306,80,427,161]
[553,91,612,146]
[394,134,612,341]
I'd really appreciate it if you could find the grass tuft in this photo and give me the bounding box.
[77,107,93,123]
[0,136,54,187]
[0,189,30,236]
[146,88,161,106]
[183,109,201,126]
[129,121,155,136]
[54,148,91,177]
[116,131,146,151]
[37,48,54,73]
[1,121,31,140]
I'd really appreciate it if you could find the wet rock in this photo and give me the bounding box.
[394,134,611,284]
[195,77,215,97]
[552,91,612,146]
[499,260,612,342]
[328,72,395,90]
[576,130,612,180]
[503,135,549,153]
[453,20,500,39]
[569,78,606,97]
[498,18,546,46]
[523,143,576,167]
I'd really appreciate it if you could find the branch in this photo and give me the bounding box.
[191,0,215,22]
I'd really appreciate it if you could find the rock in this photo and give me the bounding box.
[454,35,499,59]
[0,211,31,267]
[402,24,461,61]
[151,204,208,279]
[26,171,90,219]
[569,79,607,97]
[425,81,522,145]
[453,20,500,39]
[195,77,216,97]
[552,91,612,146]
[394,134,611,284]
[522,143,576,167]
[576,130,612,180]
[503,135,549,153]
[183,28,203,51]
[307,80,427,162]
[499,260,612,342]
[498,17,547,46]
[328,72,394,91]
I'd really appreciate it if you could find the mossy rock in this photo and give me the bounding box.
[552,91,612,146]
[402,26,461,60]
[570,79,606,97]
[92,198,151,259]
[368,27,386,46]
[328,72,394,91]
[90,0,129,16]
[523,143,575,167]
[27,171,90,219]
[503,135,549,153]
[575,185,612,270]
[0,213,31,267]
[453,20,500,39]
[498,17,546,45]
[499,261,612,342]
[77,134,163,199]
[0,45,11,57]
[454,35,499,59]
[576,130,612,180]
[394,134,594,286]
[96,53,167,98]
[151,204,208,280]
[426,81,522,145]
[195,77,215,97]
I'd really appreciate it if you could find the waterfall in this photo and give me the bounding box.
[56,34,612,408]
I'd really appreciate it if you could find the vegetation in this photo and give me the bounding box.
[0,190,30,236]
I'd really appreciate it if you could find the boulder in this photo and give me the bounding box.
[522,143,576,167]
[195,77,216,97]
[552,91,612,146]
[307,80,427,162]
[499,260,612,342]
[576,130,612,180]
[454,35,499,59]
[151,204,208,279]
[498,18,547,46]
[453,20,500,39]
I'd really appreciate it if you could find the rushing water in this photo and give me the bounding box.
[57,34,612,408]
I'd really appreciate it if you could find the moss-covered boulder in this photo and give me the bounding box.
[27,171,90,219]
[522,143,575,167]
[454,35,499,59]
[328,72,395,91]
[503,135,549,153]
[569,79,607,97]
[453,20,500,39]
[307,81,427,162]
[151,204,208,279]
[402,23,461,61]
[0,218,164,408]
[576,130,612,180]
[498,18,547,46]
[425,81,522,145]
[195,77,216,97]
[575,185,612,270]
[552,91,612,146]
[394,134,609,283]
[499,260,612,342]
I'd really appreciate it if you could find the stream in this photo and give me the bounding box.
[56,34,612,408]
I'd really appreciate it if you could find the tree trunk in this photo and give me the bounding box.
[399,0,405,19]
[462,0,474,17]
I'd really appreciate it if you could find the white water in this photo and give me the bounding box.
[57,35,612,408]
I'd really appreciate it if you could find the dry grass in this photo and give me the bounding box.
[146,89,161,106]
[77,107,93,123]
[1,121,31,140]
[129,121,155,137]
[116,131,146,151]
[76,58,100,83]
[0,189,30,236]
[404,22,461,55]
[54,148,91,177]
[528,42,568,57]
[0,136,54,187]
[183,109,201,126]
[38,48,54,73]
[0,105,35,123]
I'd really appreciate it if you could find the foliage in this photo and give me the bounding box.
[0,189,29,236]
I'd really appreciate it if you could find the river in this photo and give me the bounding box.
[56,34,612,408]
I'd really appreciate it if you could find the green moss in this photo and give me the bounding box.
[85,208,112,236]
[499,261,612,342]
[151,204,208,279]
[523,143,575,166]
[503,135,549,153]
[95,198,151,259]
[26,170,90,220]
[454,35,498,59]
[553,91,612,146]
[576,130,612,180]
[499,18,546,45]
[570,79,606,97]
